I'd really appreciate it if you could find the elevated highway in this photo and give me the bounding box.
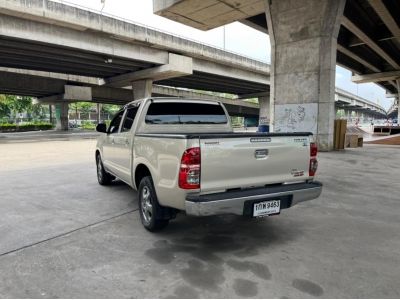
[154,0,399,149]
[0,0,387,132]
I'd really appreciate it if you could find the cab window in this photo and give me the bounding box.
[108,110,124,134]
[121,107,139,132]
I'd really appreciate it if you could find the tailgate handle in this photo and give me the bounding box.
[255,149,269,159]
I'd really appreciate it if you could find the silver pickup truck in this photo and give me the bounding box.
[95,98,322,231]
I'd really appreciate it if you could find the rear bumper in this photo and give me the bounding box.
[185,181,322,217]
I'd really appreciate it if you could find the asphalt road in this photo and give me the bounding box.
[0,138,399,298]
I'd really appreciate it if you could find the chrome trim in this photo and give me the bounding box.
[185,186,322,216]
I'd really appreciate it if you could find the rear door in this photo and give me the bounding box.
[199,135,311,193]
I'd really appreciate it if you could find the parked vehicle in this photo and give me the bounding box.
[95,98,322,231]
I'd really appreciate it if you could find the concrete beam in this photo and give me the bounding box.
[152,85,259,109]
[104,54,193,88]
[342,17,400,69]
[192,58,270,84]
[386,92,399,98]
[0,0,270,74]
[237,91,269,99]
[0,14,169,65]
[368,0,400,41]
[153,0,265,31]
[36,95,61,104]
[64,85,92,101]
[38,85,93,103]
[0,67,100,85]
[351,71,400,83]
[337,44,380,72]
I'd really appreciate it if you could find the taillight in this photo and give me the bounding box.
[309,142,318,176]
[179,147,201,189]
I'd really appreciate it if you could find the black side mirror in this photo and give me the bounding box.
[96,123,107,133]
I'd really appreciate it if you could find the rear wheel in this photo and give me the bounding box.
[138,176,169,231]
[96,154,114,185]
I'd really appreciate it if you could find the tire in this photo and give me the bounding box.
[138,176,169,232]
[96,154,114,185]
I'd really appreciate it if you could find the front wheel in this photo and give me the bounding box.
[138,176,169,231]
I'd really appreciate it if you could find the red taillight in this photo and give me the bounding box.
[309,142,318,176]
[310,142,318,157]
[179,147,201,189]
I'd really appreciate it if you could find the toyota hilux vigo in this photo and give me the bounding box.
[95,98,322,231]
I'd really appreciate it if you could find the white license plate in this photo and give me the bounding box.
[253,200,280,217]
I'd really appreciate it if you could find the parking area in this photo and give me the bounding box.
[0,137,399,298]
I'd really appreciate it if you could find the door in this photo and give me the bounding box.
[102,110,124,174]
[112,106,139,184]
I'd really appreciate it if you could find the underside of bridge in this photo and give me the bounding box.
[154,0,400,150]
[0,0,391,141]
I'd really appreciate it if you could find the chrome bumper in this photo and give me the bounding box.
[185,181,322,217]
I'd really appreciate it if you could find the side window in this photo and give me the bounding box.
[121,107,139,133]
[108,110,124,134]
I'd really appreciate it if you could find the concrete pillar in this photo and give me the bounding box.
[132,79,153,100]
[49,104,53,124]
[55,102,69,131]
[97,103,101,123]
[264,0,346,150]
[397,79,400,123]
[258,95,270,131]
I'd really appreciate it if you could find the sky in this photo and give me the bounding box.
[59,0,394,110]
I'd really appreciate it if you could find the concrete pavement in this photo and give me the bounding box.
[0,138,399,298]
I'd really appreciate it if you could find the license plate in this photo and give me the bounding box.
[253,200,280,217]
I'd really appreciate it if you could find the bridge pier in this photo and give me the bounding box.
[132,79,153,100]
[258,95,270,131]
[264,0,346,150]
[55,102,69,131]
[397,79,400,122]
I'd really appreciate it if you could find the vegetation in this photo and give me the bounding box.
[0,122,53,132]
[0,94,48,121]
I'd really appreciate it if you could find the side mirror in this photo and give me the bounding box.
[96,123,107,133]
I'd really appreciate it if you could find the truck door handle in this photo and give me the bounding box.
[125,138,129,145]
[255,149,269,159]
[111,138,115,144]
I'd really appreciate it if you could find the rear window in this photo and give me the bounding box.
[145,102,228,125]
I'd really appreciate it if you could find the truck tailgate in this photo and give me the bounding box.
[199,134,311,193]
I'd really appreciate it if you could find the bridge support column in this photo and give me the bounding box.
[55,102,69,131]
[258,95,270,132]
[49,104,53,125]
[96,103,101,124]
[397,79,400,122]
[132,79,153,100]
[264,0,345,150]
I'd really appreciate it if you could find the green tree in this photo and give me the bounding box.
[101,104,121,118]
[0,94,14,119]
